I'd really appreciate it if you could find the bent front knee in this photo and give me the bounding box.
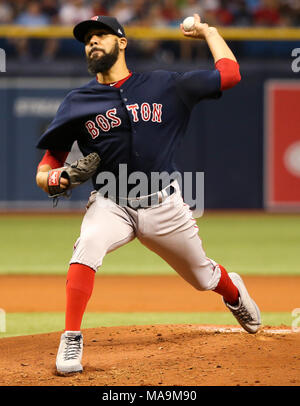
[189,266,221,292]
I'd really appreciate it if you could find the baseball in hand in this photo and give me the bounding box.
[182,16,195,31]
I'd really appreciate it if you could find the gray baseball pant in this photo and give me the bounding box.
[70,180,221,291]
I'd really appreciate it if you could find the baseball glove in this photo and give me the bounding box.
[47,152,101,199]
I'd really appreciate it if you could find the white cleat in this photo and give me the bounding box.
[56,331,83,375]
[223,273,261,334]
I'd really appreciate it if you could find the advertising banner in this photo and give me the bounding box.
[264,80,300,210]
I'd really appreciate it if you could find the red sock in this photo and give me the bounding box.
[213,264,239,305]
[65,263,95,331]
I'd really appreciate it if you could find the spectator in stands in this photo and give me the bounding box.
[3,0,300,63]
[59,0,93,26]
[5,0,300,29]
[161,0,182,26]
[180,0,203,19]
[227,0,254,26]
[15,0,49,26]
[41,0,60,59]
[253,0,281,26]
[278,0,299,26]
[91,0,108,17]
[13,1,58,60]
[201,0,220,26]
[145,2,168,27]
[244,0,261,12]
[178,0,207,60]
[0,0,13,23]
[129,0,152,26]
[42,0,60,24]
[291,0,300,25]
[100,0,119,12]
[214,0,235,25]
[10,0,29,21]
[127,2,167,61]
[108,0,135,25]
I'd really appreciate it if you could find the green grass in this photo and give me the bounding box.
[197,213,300,275]
[0,312,294,339]
[0,212,299,275]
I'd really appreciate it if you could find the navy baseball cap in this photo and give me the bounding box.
[73,16,126,43]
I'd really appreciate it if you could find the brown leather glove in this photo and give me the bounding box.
[47,152,101,198]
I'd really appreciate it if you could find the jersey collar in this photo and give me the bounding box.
[96,71,132,88]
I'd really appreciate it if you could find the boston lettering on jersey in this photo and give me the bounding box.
[85,103,162,138]
[37,69,221,194]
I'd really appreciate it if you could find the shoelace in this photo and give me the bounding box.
[232,304,254,323]
[63,335,82,361]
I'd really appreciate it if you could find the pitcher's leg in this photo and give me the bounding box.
[70,192,135,270]
[56,194,135,375]
[67,194,135,326]
[137,190,260,334]
[137,190,238,298]
[65,264,95,332]
[139,219,221,292]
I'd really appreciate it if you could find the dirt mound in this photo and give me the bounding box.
[0,275,299,387]
[0,324,299,386]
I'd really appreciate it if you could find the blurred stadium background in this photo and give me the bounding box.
[0,0,299,339]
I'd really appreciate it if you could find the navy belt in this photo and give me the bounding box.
[117,185,175,210]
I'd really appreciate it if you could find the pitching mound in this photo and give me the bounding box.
[0,324,299,386]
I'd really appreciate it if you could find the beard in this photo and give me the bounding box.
[86,40,120,75]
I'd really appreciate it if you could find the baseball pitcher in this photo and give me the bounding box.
[36,14,261,375]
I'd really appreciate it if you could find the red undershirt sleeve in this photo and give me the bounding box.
[37,150,69,171]
[215,58,241,90]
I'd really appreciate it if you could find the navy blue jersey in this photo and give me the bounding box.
[37,69,221,193]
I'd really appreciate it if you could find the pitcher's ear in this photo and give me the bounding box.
[119,37,127,50]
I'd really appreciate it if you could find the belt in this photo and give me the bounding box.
[117,185,176,210]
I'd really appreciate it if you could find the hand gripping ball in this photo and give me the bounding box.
[182,16,195,31]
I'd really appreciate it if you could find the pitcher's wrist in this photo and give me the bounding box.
[204,27,219,39]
